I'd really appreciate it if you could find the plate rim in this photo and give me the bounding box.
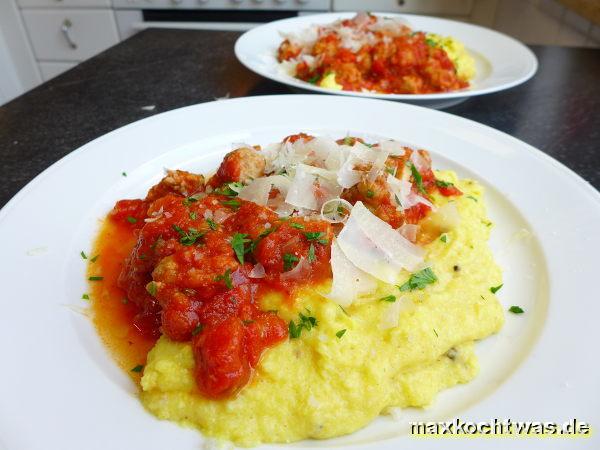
[234,11,539,101]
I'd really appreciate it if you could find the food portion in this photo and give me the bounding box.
[277,12,475,94]
[89,133,503,446]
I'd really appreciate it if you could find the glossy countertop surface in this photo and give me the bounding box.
[1,29,599,208]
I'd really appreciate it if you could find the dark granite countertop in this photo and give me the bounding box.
[0,29,599,208]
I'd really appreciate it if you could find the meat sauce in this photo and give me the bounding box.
[278,14,468,95]
[91,134,461,400]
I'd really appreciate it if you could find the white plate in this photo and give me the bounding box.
[235,13,538,109]
[0,95,598,450]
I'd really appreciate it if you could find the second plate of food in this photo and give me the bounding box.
[235,12,538,108]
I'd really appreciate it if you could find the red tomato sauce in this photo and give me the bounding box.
[92,190,332,399]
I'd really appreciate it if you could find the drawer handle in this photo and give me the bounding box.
[61,19,78,50]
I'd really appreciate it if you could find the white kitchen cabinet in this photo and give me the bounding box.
[21,9,119,62]
[39,61,77,80]
[17,0,111,8]
[332,0,474,15]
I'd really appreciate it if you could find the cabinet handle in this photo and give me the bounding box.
[61,19,78,50]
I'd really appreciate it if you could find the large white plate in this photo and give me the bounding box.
[235,13,538,109]
[0,95,598,450]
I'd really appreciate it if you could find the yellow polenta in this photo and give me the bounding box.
[140,171,504,446]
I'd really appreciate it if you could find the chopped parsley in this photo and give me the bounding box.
[398,267,437,292]
[191,324,204,336]
[81,293,89,300]
[215,182,243,197]
[435,179,455,188]
[221,198,241,210]
[283,253,299,271]
[146,281,157,297]
[215,269,233,290]
[336,329,347,339]
[80,251,87,259]
[307,74,320,84]
[307,243,316,263]
[172,224,204,246]
[440,234,447,243]
[122,172,127,177]
[88,276,103,281]
[126,216,137,224]
[231,233,251,264]
[433,328,439,337]
[385,166,395,175]
[182,195,201,206]
[379,295,396,302]
[467,195,478,202]
[338,305,350,316]
[206,217,218,230]
[290,222,305,229]
[343,136,355,146]
[490,284,503,294]
[189,211,197,220]
[131,365,144,373]
[366,189,375,198]
[288,310,318,339]
[304,231,328,245]
[425,38,436,47]
[90,254,99,263]
[409,162,428,196]
[509,305,524,314]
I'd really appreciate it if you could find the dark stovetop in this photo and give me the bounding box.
[0,29,599,208]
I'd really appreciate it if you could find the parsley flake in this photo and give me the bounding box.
[409,162,428,196]
[221,199,241,210]
[88,276,103,281]
[231,233,251,264]
[122,171,127,177]
[131,365,144,373]
[146,281,157,297]
[172,225,204,246]
[82,293,90,300]
[215,182,243,197]
[440,234,447,243]
[509,305,524,314]
[288,310,318,339]
[191,324,204,335]
[366,189,375,198]
[90,254,99,263]
[215,269,233,290]
[435,179,454,188]
[336,329,347,339]
[467,195,478,202]
[206,218,218,230]
[126,216,137,224]
[398,267,437,292]
[304,231,328,245]
[80,251,87,259]
[379,295,396,302]
[307,243,316,263]
[283,253,299,271]
[490,284,503,294]
[290,222,305,229]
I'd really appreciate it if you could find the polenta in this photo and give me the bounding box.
[90,134,503,447]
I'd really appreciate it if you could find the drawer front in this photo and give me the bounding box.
[332,0,474,15]
[18,0,111,7]
[39,61,77,81]
[22,10,119,62]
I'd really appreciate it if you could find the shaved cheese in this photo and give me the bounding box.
[410,150,428,172]
[249,263,266,279]
[379,296,409,330]
[327,239,378,307]
[387,174,434,211]
[285,164,319,210]
[422,201,460,232]
[380,140,406,156]
[237,177,272,206]
[321,198,353,223]
[367,147,390,182]
[398,223,418,242]
[337,202,424,283]
[280,256,310,280]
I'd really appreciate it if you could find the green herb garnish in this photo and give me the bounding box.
[307,74,320,84]
[182,195,201,206]
[146,281,157,297]
[288,310,318,339]
[82,293,90,300]
[467,195,478,202]
[126,216,137,224]
[490,284,503,294]
[191,324,204,336]
[122,172,127,177]
[409,162,428,196]
[90,254,99,263]
[290,222,305,229]
[307,243,316,263]
[366,189,375,198]
[336,329,347,339]
[131,365,144,373]
[304,231,328,245]
[509,305,524,314]
[215,269,233,290]
[80,251,87,259]
[283,253,299,271]
[433,328,439,337]
[206,218,218,230]
[440,234,447,243]
[221,199,241,210]
[435,179,454,188]
[172,224,204,246]
[231,233,251,264]
[398,267,437,292]
[379,295,396,302]
[215,182,243,197]
[88,276,103,281]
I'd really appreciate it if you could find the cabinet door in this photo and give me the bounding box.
[332,0,473,15]
[17,0,111,7]
[22,9,119,62]
[39,61,77,81]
